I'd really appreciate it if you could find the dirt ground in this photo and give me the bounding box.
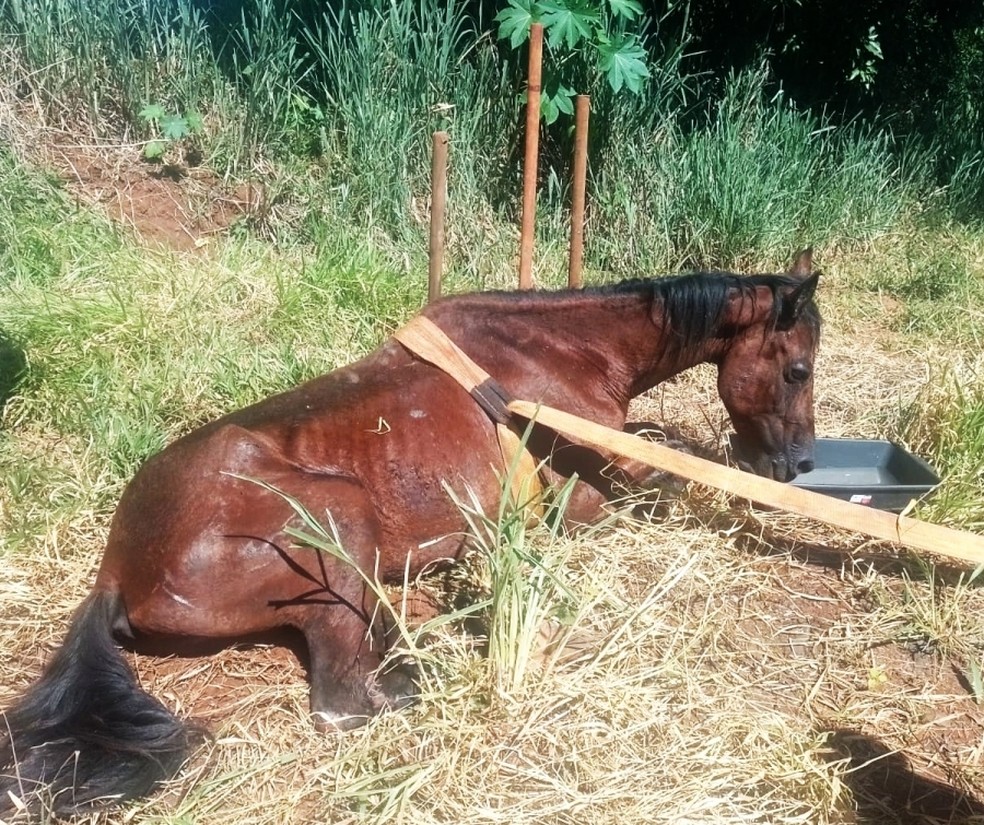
[5,138,984,824]
[46,139,255,252]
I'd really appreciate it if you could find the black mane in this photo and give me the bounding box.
[485,270,821,351]
[607,271,820,351]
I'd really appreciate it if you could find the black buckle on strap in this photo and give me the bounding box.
[470,378,514,425]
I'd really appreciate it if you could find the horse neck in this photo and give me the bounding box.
[428,290,724,405]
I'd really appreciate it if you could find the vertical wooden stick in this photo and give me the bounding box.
[518,22,543,290]
[568,94,590,288]
[428,130,449,303]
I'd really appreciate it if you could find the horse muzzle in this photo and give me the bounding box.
[730,434,815,482]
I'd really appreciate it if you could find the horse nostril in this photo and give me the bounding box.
[797,459,815,475]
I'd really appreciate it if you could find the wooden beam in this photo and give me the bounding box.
[509,399,984,567]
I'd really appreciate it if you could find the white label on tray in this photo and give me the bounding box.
[849,494,873,505]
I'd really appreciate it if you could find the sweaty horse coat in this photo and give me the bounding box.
[0,258,820,816]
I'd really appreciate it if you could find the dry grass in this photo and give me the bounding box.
[2,230,984,823]
[3,493,982,824]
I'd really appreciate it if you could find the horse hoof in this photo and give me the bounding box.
[377,660,419,710]
[312,710,372,733]
[637,439,694,494]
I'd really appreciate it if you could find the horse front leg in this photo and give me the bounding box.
[605,422,695,496]
[539,422,695,526]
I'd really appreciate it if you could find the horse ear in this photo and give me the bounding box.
[789,247,813,277]
[778,272,819,327]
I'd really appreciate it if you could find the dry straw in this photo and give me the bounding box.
[2,255,983,824]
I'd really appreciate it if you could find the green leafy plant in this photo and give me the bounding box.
[138,103,204,161]
[849,25,884,91]
[495,0,650,123]
[967,655,984,704]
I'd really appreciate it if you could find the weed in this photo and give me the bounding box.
[449,476,581,699]
[968,656,984,704]
[589,67,928,273]
[893,366,984,531]
[138,103,204,162]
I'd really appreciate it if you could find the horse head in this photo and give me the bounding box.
[716,250,821,482]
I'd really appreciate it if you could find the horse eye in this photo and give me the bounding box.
[787,362,811,383]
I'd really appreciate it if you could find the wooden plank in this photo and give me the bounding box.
[394,315,984,567]
[393,318,543,511]
[509,399,984,567]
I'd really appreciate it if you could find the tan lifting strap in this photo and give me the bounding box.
[392,317,544,513]
[393,316,984,567]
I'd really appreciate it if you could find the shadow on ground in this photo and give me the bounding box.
[0,331,26,418]
[823,729,984,824]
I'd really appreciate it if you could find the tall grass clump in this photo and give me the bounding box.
[895,369,984,532]
[0,0,321,171]
[451,476,581,698]
[217,0,310,170]
[588,68,933,274]
[3,0,953,265]
[1,0,227,138]
[299,0,517,243]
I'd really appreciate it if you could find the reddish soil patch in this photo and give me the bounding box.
[738,556,984,823]
[50,142,254,252]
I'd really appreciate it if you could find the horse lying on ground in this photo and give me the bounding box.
[0,251,820,817]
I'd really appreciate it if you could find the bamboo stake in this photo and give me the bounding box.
[428,131,449,303]
[568,95,590,288]
[518,22,543,290]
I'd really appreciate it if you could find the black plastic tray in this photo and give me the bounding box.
[790,438,940,512]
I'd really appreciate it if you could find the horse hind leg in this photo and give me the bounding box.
[277,477,417,731]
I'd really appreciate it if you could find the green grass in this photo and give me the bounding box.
[1,6,984,818]
[297,0,520,246]
[870,231,984,343]
[833,232,984,531]
[895,369,984,532]
[0,190,422,554]
[450,475,582,697]
[4,0,973,272]
[0,148,120,283]
[1,0,225,134]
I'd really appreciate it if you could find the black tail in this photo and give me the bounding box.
[0,590,200,817]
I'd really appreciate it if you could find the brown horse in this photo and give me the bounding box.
[0,252,820,816]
